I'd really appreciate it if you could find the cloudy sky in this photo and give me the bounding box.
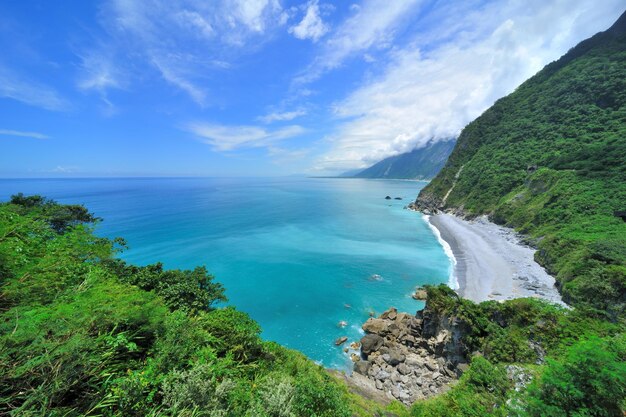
[0,0,623,177]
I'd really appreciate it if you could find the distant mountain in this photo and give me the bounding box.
[352,139,455,179]
[337,168,363,178]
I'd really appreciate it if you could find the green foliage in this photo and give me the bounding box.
[419,17,626,319]
[0,197,362,416]
[9,192,99,233]
[514,335,626,417]
[412,287,625,416]
[410,356,510,417]
[200,307,263,362]
[109,260,227,313]
[424,285,620,364]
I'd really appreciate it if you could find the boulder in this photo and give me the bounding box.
[362,318,389,335]
[349,341,361,350]
[387,323,401,338]
[424,361,437,372]
[405,354,423,367]
[380,307,398,320]
[375,370,390,381]
[383,350,406,366]
[354,360,371,375]
[361,334,384,355]
[335,336,348,346]
[397,363,412,375]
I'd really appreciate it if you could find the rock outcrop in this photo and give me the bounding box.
[407,191,442,215]
[351,305,471,405]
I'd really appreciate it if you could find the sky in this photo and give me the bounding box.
[0,0,623,177]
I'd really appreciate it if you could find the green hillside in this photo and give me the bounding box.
[353,140,455,179]
[416,10,626,320]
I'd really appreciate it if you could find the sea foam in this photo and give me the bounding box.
[423,215,459,290]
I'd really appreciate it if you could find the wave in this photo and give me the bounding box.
[423,214,459,290]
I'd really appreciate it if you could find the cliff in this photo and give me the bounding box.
[414,10,626,319]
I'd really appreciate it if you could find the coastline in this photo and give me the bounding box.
[422,215,459,291]
[426,213,564,305]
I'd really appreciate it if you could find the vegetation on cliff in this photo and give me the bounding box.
[417,11,626,319]
[410,286,625,417]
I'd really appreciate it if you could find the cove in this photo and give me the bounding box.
[0,177,451,369]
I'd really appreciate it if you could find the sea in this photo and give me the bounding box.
[0,177,452,369]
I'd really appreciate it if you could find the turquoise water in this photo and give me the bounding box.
[0,177,451,369]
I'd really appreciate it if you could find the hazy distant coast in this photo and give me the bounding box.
[427,213,564,305]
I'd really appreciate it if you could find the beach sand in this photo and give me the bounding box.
[428,213,564,305]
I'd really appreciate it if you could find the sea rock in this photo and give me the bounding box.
[361,334,384,355]
[362,318,389,335]
[335,336,348,346]
[349,341,361,350]
[394,197,403,200]
[385,196,392,200]
[412,288,428,300]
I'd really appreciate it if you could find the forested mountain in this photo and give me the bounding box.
[352,140,455,179]
[415,10,626,319]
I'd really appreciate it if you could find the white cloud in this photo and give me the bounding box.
[151,56,208,105]
[84,0,287,105]
[185,122,305,151]
[0,129,49,139]
[77,51,123,93]
[174,10,214,38]
[289,0,329,42]
[51,165,79,173]
[267,145,312,162]
[0,65,69,111]
[294,0,422,84]
[314,0,625,172]
[77,48,126,111]
[259,109,307,123]
[232,0,283,33]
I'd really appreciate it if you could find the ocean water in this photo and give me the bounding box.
[0,177,451,369]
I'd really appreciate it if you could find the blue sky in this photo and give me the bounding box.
[0,0,623,177]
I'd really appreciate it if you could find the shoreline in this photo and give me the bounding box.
[426,213,564,305]
[422,215,459,291]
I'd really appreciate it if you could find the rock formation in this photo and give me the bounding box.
[350,304,471,404]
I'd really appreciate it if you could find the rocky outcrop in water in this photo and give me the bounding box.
[350,304,471,405]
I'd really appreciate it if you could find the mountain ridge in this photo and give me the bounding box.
[414,9,626,319]
[350,139,455,179]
